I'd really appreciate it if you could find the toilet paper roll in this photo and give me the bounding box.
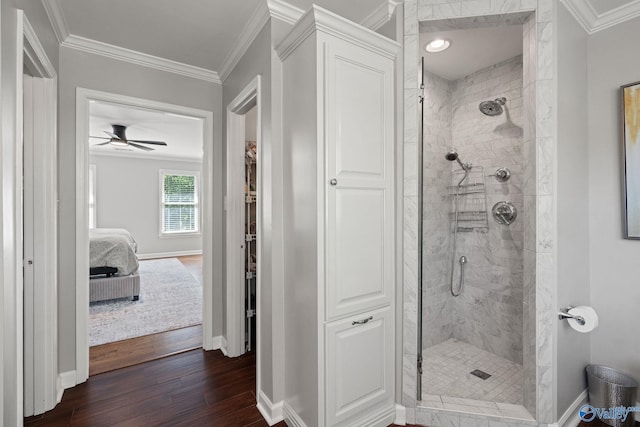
[567,306,599,333]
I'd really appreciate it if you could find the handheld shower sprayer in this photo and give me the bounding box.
[444,150,471,171]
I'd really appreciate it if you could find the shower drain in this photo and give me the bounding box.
[470,369,492,380]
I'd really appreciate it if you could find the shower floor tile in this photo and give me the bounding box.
[421,338,524,406]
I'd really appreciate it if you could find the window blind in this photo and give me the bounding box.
[162,173,198,233]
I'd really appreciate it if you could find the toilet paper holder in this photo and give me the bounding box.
[558,306,586,326]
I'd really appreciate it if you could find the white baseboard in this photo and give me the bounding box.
[352,404,395,427]
[257,390,284,425]
[559,389,588,427]
[395,403,407,425]
[283,401,308,427]
[57,370,77,403]
[219,336,228,356]
[137,250,202,260]
[205,335,223,351]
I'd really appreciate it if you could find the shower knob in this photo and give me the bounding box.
[492,201,517,225]
[493,167,511,182]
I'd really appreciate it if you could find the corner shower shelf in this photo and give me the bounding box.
[450,166,489,232]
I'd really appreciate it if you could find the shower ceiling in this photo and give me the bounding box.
[419,25,522,80]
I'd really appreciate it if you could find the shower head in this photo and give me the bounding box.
[445,150,471,171]
[479,97,507,116]
[445,150,459,162]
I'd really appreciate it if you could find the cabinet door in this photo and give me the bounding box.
[325,306,393,427]
[325,38,394,320]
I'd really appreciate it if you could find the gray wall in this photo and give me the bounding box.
[58,46,223,374]
[222,22,279,402]
[90,154,202,256]
[588,16,640,383]
[556,3,591,416]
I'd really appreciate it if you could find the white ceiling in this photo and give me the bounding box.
[588,0,637,14]
[89,101,204,161]
[419,25,523,81]
[57,0,384,73]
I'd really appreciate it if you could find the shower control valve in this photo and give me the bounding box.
[491,167,511,182]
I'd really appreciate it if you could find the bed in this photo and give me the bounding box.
[89,228,140,302]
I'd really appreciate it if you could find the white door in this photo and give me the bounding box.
[325,40,395,320]
[23,73,36,417]
[325,306,393,426]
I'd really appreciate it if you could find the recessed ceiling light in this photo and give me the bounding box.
[425,38,451,53]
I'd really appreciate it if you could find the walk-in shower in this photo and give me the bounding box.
[417,16,530,410]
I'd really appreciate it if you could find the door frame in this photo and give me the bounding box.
[20,10,59,417]
[225,75,262,361]
[74,89,215,383]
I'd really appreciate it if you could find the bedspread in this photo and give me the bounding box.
[89,228,139,276]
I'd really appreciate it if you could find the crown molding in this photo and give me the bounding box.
[268,0,305,25]
[41,0,69,44]
[61,35,221,84]
[218,1,271,82]
[276,5,400,61]
[561,0,640,34]
[42,0,220,83]
[218,0,304,82]
[360,0,401,31]
[23,13,57,78]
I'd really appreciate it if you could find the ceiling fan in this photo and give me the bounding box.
[90,124,168,151]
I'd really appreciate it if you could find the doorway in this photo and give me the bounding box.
[225,76,261,361]
[75,89,215,383]
[85,99,206,374]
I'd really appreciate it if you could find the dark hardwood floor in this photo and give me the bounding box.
[90,324,202,376]
[28,347,412,426]
[61,255,413,426]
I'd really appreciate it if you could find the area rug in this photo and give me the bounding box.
[89,257,202,346]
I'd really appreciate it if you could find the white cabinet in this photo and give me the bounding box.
[278,6,399,427]
[326,307,394,427]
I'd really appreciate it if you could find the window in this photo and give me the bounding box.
[160,170,200,235]
[89,164,97,229]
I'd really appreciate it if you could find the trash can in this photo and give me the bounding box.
[586,365,638,427]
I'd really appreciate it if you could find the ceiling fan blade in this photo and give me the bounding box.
[128,139,167,146]
[93,141,111,146]
[90,136,111,140]
[104,131,120,139]
[129,142,154,151]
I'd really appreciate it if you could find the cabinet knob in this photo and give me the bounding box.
[330,178,338,186]
[352,316,373,325]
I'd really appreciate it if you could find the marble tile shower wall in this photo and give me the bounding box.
[450,56,525,364]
